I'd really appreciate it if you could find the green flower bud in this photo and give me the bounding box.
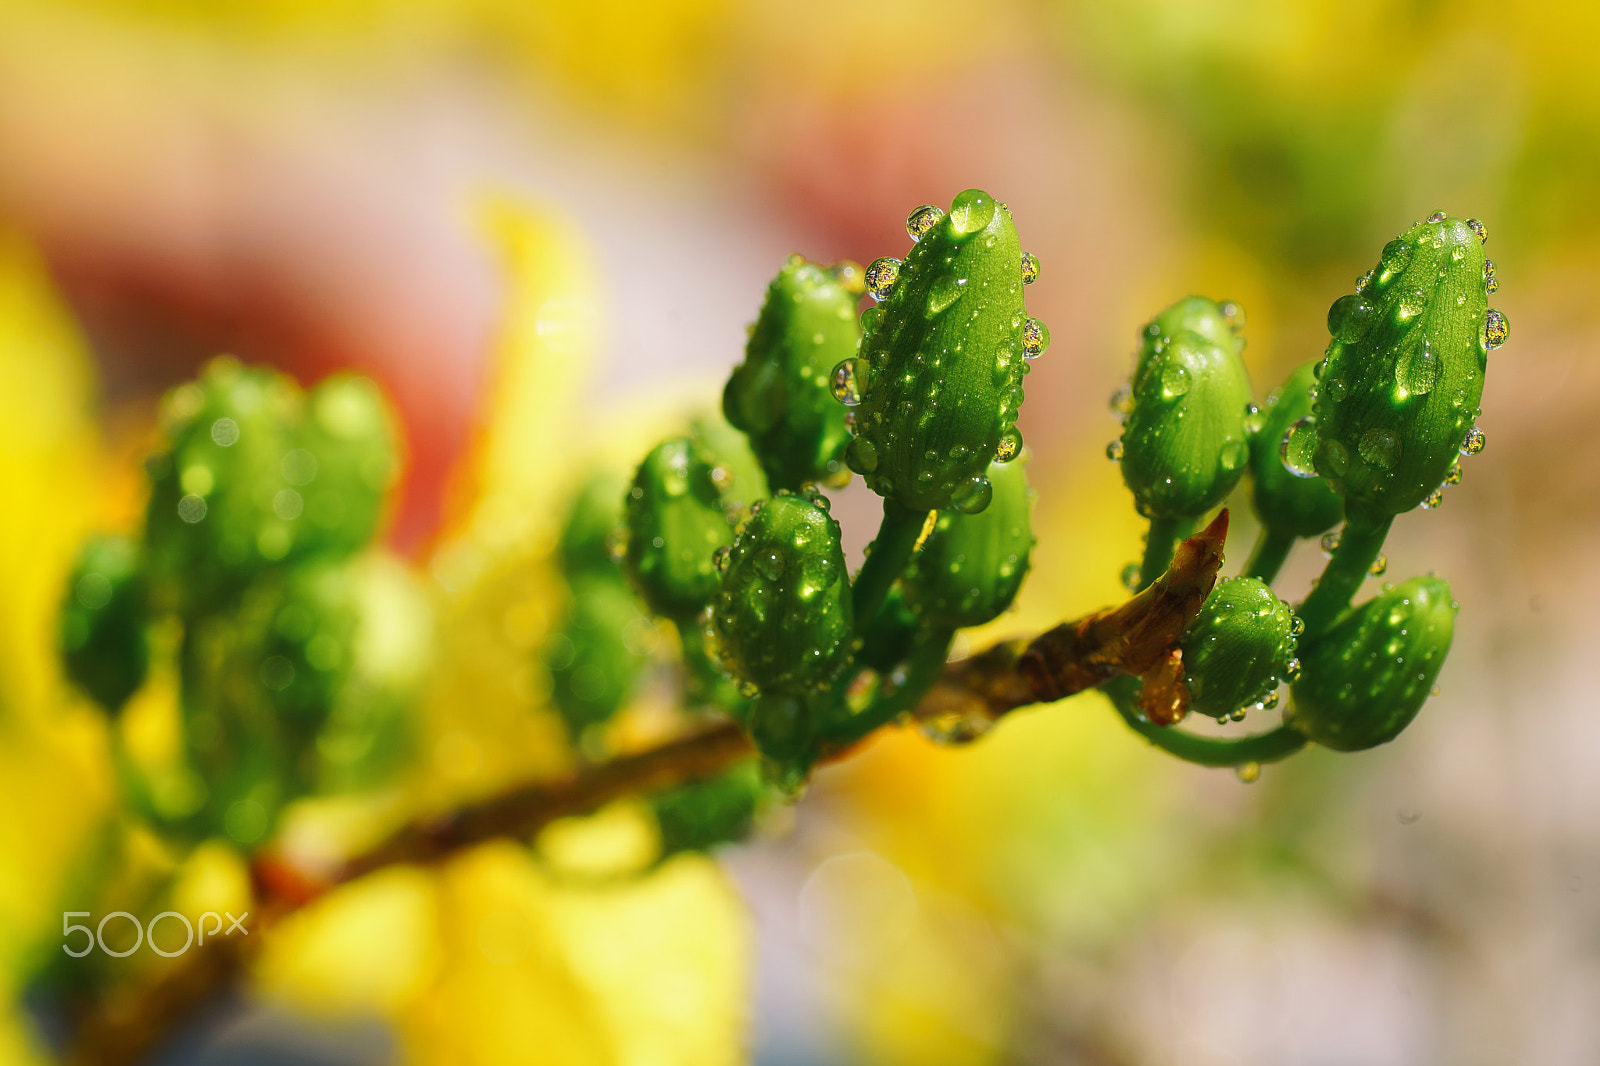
[1119,316,1253,520]
[1250,361,1344,538]
[689,412,770,513]
[723,256,859,491]
[710,492,852,694]
[557,467,630,577]
[845,190,1037,514]
[902,454,1034,628]
[1137,295,1246,370]
[652,759,765,858]
[623,436,738,620]
[60,534,149,713]
[1288,576,1455,751]
[1307,215,1496,521]
[1179,577,1297,721]
[143,360,397,613]
[547,574,650,735]
[292,374,399,559]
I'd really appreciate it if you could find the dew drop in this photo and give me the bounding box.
[928,275,967,314]
[1160,360,1191,400]
[1220,300,1246,332]
[1284,657,1302,682]
[995,430,1022,463]
[1319,531,1342,554]
[1397,339,1439,395]
[1022,317,1050,359]
[1278,415,1319,478]
[1355,268,1376,294]
[1484,308,1509,350]
[1105,439,1124,462]
[1444,458,1463,485]
[865,257,901,301]
[947,189,996,237]
[1466,218,1487,243]
[1316,438,1351,477]
[1327,294,1376,342]
[1108,384,1133,417]
[1426,210,1447,223]
[1369,553,1388,576]
[950,474,993,514]
[1396,287,1427,321]
[1235,761,1261,784]
[1020,251,1040,284]
[1358,428,1400,470]
[1460,425,1486,455]
[906,204,944,241]
[1219,439,1248,472]
[1420,487,1444,509]
[1322,377,1347,403]
[713,545,731,573]
[1120,562,1141,591]
[1379,239,1413,281]
[1483,258,1498,295]
[831,359,865,406]
[755,549,786,581]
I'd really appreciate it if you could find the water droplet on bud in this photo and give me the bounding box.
[1279,416,1319,478]
[865,257,901,301]
[1484,308,1509,349]
[1460,425,1486,455]
[1020,251,1040,284]
[1105,439,1124,462]
[831,359,865,406]
[906,204,944,241]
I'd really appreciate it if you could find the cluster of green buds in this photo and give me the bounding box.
[59,357,427,845]
[595,189,1041,799]
[1106,210,1495,768]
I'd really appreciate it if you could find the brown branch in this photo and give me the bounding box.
[63,514,1227,1066]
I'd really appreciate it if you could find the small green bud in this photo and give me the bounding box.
[1250,361,1344,538]
[1137,295,1246,370]
[1119,310,1253,519]
[723,256,859,491]
[1179,577,1297,721]
[548,574,650,735]
[1288,576,1455,751]
[293,374,399,559]
[902,455,1034,629]
[1309,215,1495,521]
[845,190,1036,514]
[652,759,766,858]
[557,467,631,577]
[623,437,738,620]
[689,412,769,513]
[60,534,149,713]
[710,493,852,694]
[143,360,397,613]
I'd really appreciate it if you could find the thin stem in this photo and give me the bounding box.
[851,499,927,625]
[822,625,954,747]
[1296,512,1393,639]
[1244,527,1295,584]
[1139,514,1194,590]
[1101,676,1307,767]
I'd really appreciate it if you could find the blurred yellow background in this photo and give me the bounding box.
[2,1,1598,1064]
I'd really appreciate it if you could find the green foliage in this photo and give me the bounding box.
[1288,576,1456,751]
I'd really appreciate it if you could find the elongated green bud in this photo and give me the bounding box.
[623,437,738,620]
[1119,304,1253,519]
[1306,214,1497,521]
[547,574,650,735]
[1179,577,1297,721]
[1138,295,1245,370]
[723,256,859,491]
[844,190,1039,514]
[710,492,851,694]
[60,534,150,713]
[902,455,1033,628]
[1288,576,1455,751]
[1251,361,1344,538]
